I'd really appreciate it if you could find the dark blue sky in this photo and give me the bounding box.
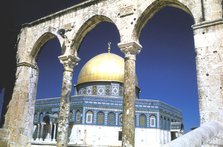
[2,0,199,133]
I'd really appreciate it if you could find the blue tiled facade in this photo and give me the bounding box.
[34,95,182,130]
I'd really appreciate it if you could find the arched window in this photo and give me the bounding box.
[52,113,58,124]
[86,110,93,124]
[167,118,170,130]
[97,111,104,125]
[135,115,137,126]
[42,115,50,140]
[34,113,38,122]
[107,112,116,125]
[139,114,147,127]
[119,113,122,125]
[75,110,81,124]
[160,116,163,129]
[150,115,156,127]
[69,111,73,121]
[164,117,166,130]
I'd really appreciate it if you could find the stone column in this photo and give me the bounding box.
[57,55,80,147]
[192,20,223,145]
[32,125,36,142]
[3,62,38,147]
[45,122,52,142]
[36,124,40,141]
[50,122,53,141]
[52,123,57,142]
[40,122,45,141]
[118,41,142,147]
[104,112,108,125]
[116,113,119,126]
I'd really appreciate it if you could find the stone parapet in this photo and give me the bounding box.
[162,121,223,147]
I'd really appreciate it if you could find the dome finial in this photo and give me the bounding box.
[108,42,111,53]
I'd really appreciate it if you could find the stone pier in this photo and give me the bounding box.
[4,62,38,147]
[192,20,223,145]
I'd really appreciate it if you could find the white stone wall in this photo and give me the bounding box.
[69,125,170,147]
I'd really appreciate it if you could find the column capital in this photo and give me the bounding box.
[118,41,142,60]
[17,61,38,70]
[58,54,80,72]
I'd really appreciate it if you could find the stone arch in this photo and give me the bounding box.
[42,115,51,140]
[43,115,50,123]
[31,30,65,102]
[45,112,52,122]
[133,0,195,41]
[136,5,198,132]
[30,31,63,61]
[71,15,120,52]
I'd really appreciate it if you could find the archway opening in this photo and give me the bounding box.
[42,115,51,140]
[32,36,63,141]
[36,37,63,99]
[69,20,121,144]
[72,21,121,94]
[137,6,199,133]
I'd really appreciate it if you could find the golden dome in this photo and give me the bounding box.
[77,53,138,86]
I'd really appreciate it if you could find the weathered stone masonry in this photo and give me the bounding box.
[118,42,141,147]
[57,55,80,147]
[0,0,223,146]
[4,63,38,147]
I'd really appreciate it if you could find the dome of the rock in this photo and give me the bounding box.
[77,52,138,86]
